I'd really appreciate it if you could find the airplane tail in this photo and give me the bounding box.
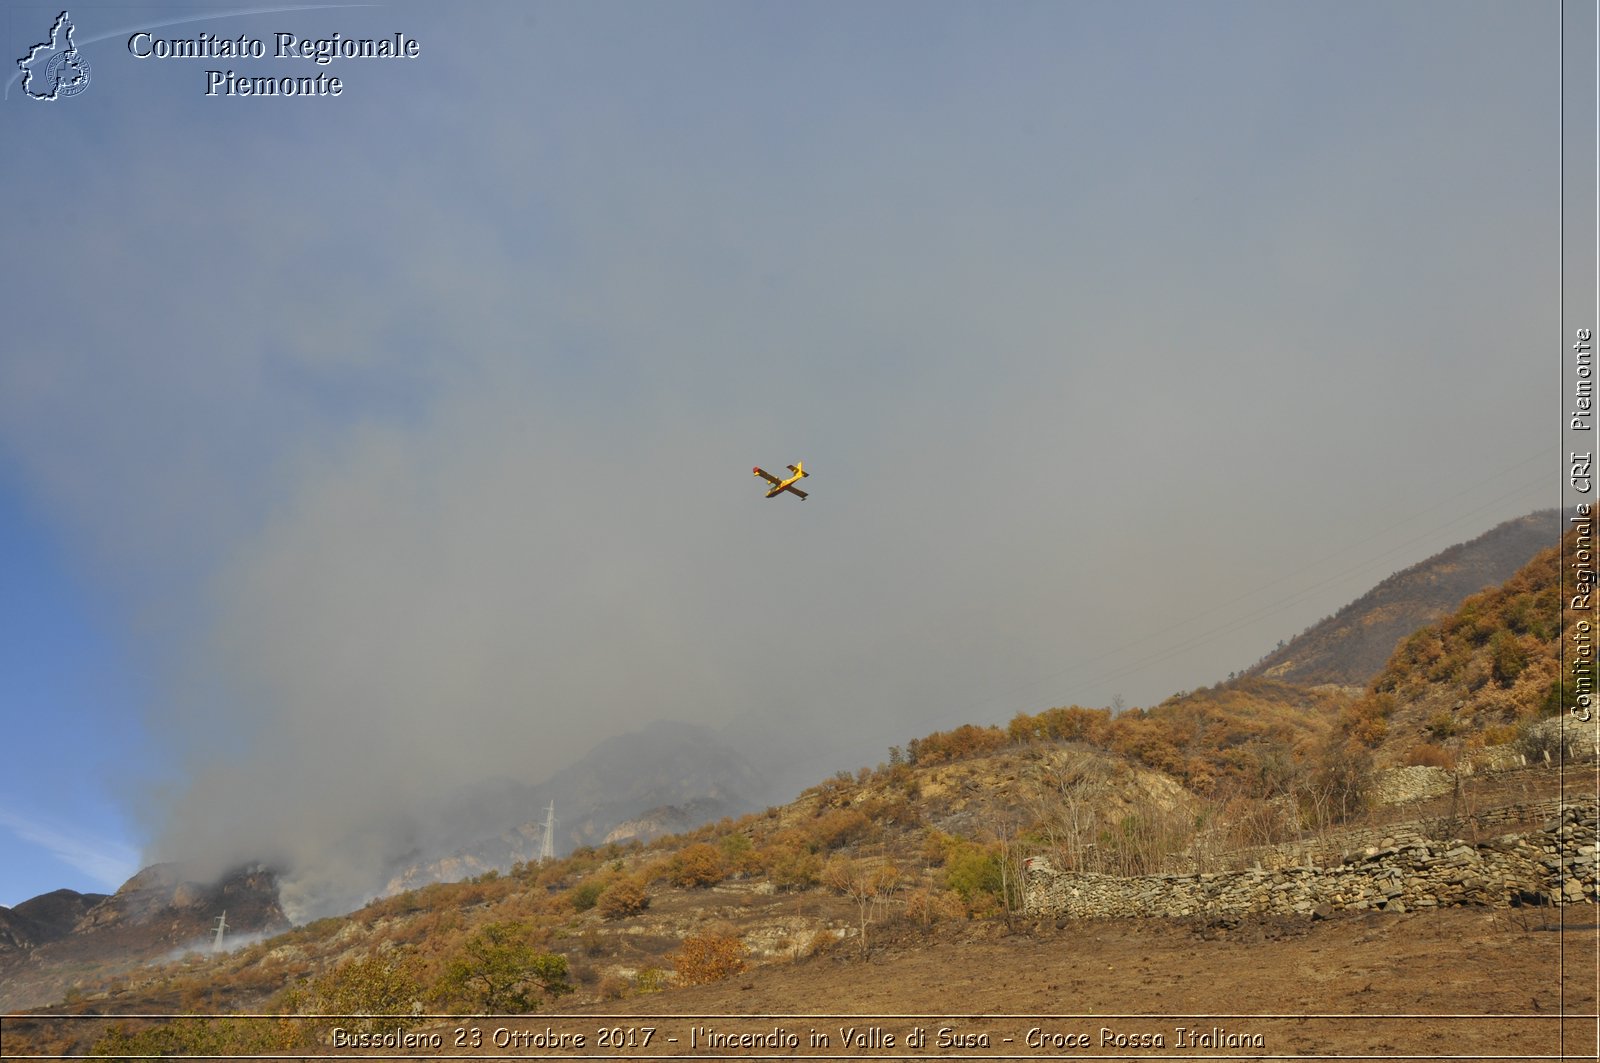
[788,462,808,478]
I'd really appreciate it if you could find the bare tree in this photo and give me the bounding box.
[822,856,901,957]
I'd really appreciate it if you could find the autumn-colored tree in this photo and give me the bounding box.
[805,807,875,851]
[666,843,725,888]
[1036,705,1114,744]
[905,724,1009,765]
[1339,692,1394,747]
[596,876,650,918]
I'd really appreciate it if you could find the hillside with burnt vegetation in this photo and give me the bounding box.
[1245,510,1559,687]
[4,522,1594,1058]
[1335,519,1587,768]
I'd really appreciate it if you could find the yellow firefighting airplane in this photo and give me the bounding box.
[753,462,809,499]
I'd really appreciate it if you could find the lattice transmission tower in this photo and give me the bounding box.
[539,801,556,863]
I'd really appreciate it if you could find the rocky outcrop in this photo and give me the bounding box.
[602,798,731,846]
[1025,799,1596,919]
[70,863,286,935]
[0,864,288,1012]
[0,889,107,952]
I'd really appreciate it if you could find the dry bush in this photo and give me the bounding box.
[1403,742,1455,768]
[596,877,650,918]
[577,927,606,956]
[287,952,424,1033]
[1339,693,1394,747]
[802,928,839,958]
[805,808,875,851]
[1515,718,1581,763]
[408,908,462,942]
[671,933,746,986]
[857,793,920,827]
[596,974,630,1000]
[1225,795,1297,850]
[1096,817,1163,876]
[1480,723,1519,746]
[905,723,1010,765]
[806,771,858,809]
[1010,706,1114,745]
[495,889,559,923]
[667,844,725,888]
[903,886,967,926]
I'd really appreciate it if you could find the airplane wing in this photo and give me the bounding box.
[784,485,808,499]
[753,467,781,485]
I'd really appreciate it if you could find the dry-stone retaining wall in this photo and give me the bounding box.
[1024,799,1597,919]
[1368,764,1456,805]
[1220,796,1578,873]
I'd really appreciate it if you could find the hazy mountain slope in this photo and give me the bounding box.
[384,720,771,892]
[1245,510,1560,687]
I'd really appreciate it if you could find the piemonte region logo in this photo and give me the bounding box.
[18,11,91,100]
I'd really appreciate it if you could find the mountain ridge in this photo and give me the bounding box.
[1243,509,1559,687]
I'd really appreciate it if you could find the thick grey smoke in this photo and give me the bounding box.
[0,3,1560,915]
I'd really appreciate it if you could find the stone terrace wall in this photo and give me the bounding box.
[1220,796,1576,873]
[1024,799,1597,919]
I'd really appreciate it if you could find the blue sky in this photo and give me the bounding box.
[0,474,147,903]
[0,1,1574,911]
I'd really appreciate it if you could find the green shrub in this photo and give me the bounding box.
[941,842,1004,911]
[765,847,821,890]
[435,922,573,1013]
[1490,631,1528,686]
[568,879,605,912]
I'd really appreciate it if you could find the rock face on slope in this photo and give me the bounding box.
[1245,510,1559,687]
